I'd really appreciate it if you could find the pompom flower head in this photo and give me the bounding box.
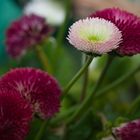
[67,17,122,55]
[0,87,32,140]
[1,68,61,119]
[6,14,50,58]
[113,119,140,140]
[90,8,140,56]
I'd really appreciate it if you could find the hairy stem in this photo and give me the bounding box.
[95,64,140,99]
[62,55,94,99]
[34,120,48,140]
[35,46,52,73]
[66,56,114,124]
[80,55,89,102]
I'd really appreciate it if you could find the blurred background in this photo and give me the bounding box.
[1,0,140,64]
[0,0,140,140]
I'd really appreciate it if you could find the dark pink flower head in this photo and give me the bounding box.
[113,119,140,140]
[6,14,50,58]
[0,87,32,140]
[90,8,140,56]
[1,68,61,119]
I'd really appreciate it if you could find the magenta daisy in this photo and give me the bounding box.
[6,14,50,58]
[0,87,32,140]
[1,68,61,119]
[90,8,140,56]
[67,17,122,55]
[113,119,140,140]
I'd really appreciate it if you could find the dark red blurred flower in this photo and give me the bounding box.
[0,87,32,140]
[90,8,140,56]
[113,119,140,140]
[1,68,61,119]
[6,14,50,58]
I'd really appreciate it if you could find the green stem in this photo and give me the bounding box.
[127,90,140,115]
[80,55,89,102]
[62,56,94,99]
[50,64,140,126]
[50,106,78,125]
[66,56,114,124]
[91,56,114,95]
[95,64,140,99]
[34,120,48,140]
[51,64,140,125]
[35,46,52,73]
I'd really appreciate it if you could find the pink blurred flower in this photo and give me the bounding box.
[67,17,122,55]
[113,119,140,140]
[6,14,50,58]
[0,87,32,140]
[1,68,61,119]
[90,8,140,56]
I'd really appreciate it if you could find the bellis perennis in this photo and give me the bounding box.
[6,14,50,58]
[91,8,140,56]
[113,119,140,140]
[0,87,32,140]
[1,68,61,119]
[67,17,122,55]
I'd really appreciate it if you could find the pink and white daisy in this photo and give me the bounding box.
[67,17,122,55]
[90,8,140,56]
[0,87,32,140]
[1,68,61,119]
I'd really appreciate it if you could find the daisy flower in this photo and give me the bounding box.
[0,87,32,140]
[113,119,140,140]
[6,14,50,58]
[90,8,140,56]
[67,17,122,55]
[1,68,61,119]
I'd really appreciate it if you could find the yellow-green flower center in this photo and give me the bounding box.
[78,23,112,43]
[87,35,104,42]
